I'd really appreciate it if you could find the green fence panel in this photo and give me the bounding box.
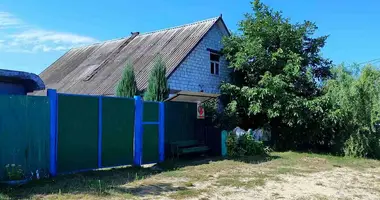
[143,102,159,122]
[0,95,50,180]
[142,102,159,164]
[101,97,135,167]
[57,95,98,173]
[164,102,197,143]
[142,124,159,164]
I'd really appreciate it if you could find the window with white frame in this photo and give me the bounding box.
[210,52,220,75]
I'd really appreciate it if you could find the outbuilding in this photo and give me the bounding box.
[0,69,45,95]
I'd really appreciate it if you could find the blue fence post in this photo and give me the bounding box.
[158,102,165,162]
[221,130,228,156]
[98,96,103,168]
[134,96,143,166]
[47,89,57,176]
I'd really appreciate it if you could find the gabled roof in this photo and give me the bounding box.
[39,16,228,95]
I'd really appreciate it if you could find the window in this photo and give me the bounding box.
[210,52,220,75]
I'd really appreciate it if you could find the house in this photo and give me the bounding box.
[0,69,45,95]
[38,16,230,100]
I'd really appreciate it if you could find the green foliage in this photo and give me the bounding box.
[203,99,218,119]
[343,132,369,158]
[226,132,265,157]
[221,0,333,150]
[116,63,138,98]
[226,132,238,156]
[324,65,380,158]
[219,0,380,159]
[203,97,240,130]
[144,57,170,101]
[5,164,24,180]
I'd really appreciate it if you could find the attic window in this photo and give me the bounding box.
[210,52,220,75]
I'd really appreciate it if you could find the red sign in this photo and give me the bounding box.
[197,103,205,119]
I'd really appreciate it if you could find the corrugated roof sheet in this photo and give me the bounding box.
[38,16,223,95]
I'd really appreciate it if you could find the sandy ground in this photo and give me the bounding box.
[135,167,380,200]
[3,153,380,200]
[210,167,380,200]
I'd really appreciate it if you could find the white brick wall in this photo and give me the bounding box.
[168,24,230,94]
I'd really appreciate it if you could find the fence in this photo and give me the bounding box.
[0,95,50,180]
[55,94,139,174]
[49,91,165,175]
[0,89,215,180]
[164,101,197,143]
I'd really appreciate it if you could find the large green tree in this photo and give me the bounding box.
[144,57,170,101]
[116,63,138,97]
[323,65,380,157]
[221,0,333,150]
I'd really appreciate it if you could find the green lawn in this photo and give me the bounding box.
[1,152,380,200]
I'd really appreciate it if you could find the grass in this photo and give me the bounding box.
[183,181,194,187]
[215,176,266,188]
[266,151,379,173]
[214,172,270,188]
[168,188,207,199]
[1,152,379,199]
[0,166,156,199]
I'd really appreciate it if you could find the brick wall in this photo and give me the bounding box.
[168,24,230,94]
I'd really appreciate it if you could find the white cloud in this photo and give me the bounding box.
[0,11,98,53]
[11,29,97,44]
[31,44,74,52]
[0,12,23,29]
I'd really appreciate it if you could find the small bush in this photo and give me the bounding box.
[226,132,265,157]
[116,63,138,98]
[5,164,24,180]
[144,57,169,101]
[226,132,238,157]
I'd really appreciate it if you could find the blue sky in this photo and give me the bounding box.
[0,0,379,74]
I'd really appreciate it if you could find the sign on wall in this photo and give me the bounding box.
[197,102,205,119]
